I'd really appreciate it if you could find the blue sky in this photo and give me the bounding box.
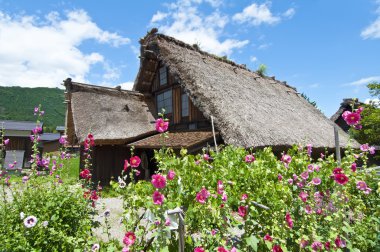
[0,0,379,116]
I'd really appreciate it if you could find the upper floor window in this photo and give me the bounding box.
[157,89,172,114]
[181,93,189,117]
[159,66,167,86]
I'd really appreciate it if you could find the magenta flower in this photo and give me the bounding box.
[311,241,323,251]
[238,206,247,217]
[194,247,205,252]
[167,170,176,180]
[151,174,167,188]
[285,212,293,229]
[334,236,346,248]
[334,173,349,185]
[299,191,308,202]
[369,146,376,154]
[222,192,228,202]
[307,144,312,156]
[217,247,228,252]
[203,153,210,161]
[342,111,361,125]
[288,178,293,184]
[245,154,255,163]
[305,205,312,214]
[217,180,224,195]
[360,143,369,152]
[59,135,67,145]
[324,242,331,251]
[196,187,210,204]
[22,176,29,183]
[152,190,164,205]
[311,177,321,185]
[211,229,217,236]
[155,118,169,133]
[130,156,141,168]
[351,163,357,172]
[123,231,136,246]
[300,239,309,248]
[364,187,372,194]
[307,164,314,172]
[356,181,367,191]
[123,160,129,172]
[333,167,343,174]
[4,139,9,145]
[293,174,298,181]
[300,171,309,180]
[241,194,248,200]
[34,107,39,114]
[281,154,292,167]
[278,174,283,181]
[272,244,283,252]
[264,234,273,242]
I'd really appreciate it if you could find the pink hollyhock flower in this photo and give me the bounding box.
[300,171,309,180]
[211,229,217,236]
[194,247,205,252]
[217,180,224,195]
[311,241,323,251]
[281,154,292,167]
[222,192,228,202]
[155,118,169,133]
[351,163,357,172]
[80,169,91,179]
[288,178,293,184]
[196,187,210,204]
[217,247,228,252]
[264,233,273,242]
[354,124,362,130]
[334,236,346,248]
[356,181,367,191]
[241,194,248,200]
[334,173,349,185]
[167,170,176,180]
[364,187,372,194]
[311,177,321,185]
[293,174,298,181]
[297,182,304,188]
[59,135,67,145]
[34,107,39,114]
[22,176,29,183]
[324,242,331,251]
[307,144,312,156]
[203,153,210,161]
[278,174,283,181]
[123,231,136,246]
[320,153,325,159]
[315,208,323,215]
[333,167,343,174]
[343,111,361,125]
[151,174,166,188]
[285,212,293,229]
[300,239,308,248]
[152,190,164,205]
[369,146,376,154]
[305,205,312,214]
[230,248,237,252]
[130,156,141,168]
[123,160,129,171]
[307,164,314,172]
[122,247,129,252]
[245,154,255,163]
[4,139,9,145]
[360,143,369,152]
[238,206,247,217]
[272,244,283,252]
[299,191,308,202]
[165,218,171,226]
[357,106,364,113]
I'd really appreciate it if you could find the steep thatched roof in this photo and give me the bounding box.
[65,80,156,144]
[134,32,358,149]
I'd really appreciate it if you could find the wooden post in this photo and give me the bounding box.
[167,208,185,252]
[334,125,341,165]
[211,116,218,153]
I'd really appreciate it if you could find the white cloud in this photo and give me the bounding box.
[257,43,272,50]
[151,0,249,56]
[283,8,295,19]
[346,76,380,86]
[0,10,130,88]
[151,11,168,23]
[361,18,380,39]
[364,98,380,107]
[118,81,134,90]
[250,56,258,62]
[308,83,319,88]
[232,3,280,26]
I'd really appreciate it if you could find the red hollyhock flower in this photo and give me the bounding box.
[324,241,331,251]
[285,212,293,229]
[238,206,247,217]
[264,233,273,242]
[80,169,91,179]
[217,247,228,252]
[194,247,205,252]
[334,236,346,248]
[334,173,349,185]
[123,231,136,246]
[272,244,283,252]
[333,167,343,174]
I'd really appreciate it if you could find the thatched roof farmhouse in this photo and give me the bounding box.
[65,30,356,184]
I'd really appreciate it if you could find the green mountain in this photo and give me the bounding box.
[0,86,65,132]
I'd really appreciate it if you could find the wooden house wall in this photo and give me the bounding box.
[5,136,32,166]
[42,141,60,153]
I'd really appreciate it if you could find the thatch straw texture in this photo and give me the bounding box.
[67,82,156,144]
[135,33,358,149]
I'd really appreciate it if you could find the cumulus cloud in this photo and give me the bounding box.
[233,2,280,26]
[118,81,134,90]
[151,11,168,23]
[0,10,130,88]
[283,8,296,19]
[361,1,380,39]
[151,0,249,56]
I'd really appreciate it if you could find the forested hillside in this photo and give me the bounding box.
[0,86,65,132]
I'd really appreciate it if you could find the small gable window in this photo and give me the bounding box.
[159,66,167,86]
[181,93,189,117]
[157,89,172,114]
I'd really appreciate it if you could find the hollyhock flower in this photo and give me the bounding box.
[90,190,99,201]
[334,173,349,185]
[217,247,228,252]
[314,165,320,172]
[264,233,273,242]
[123,231,136,246]
[167,170,176,180]
[297,182,304,188]
[217,180,224,195]
[222,192,228,202]
[315,208,323,215]
[300,171,309,180]
[80,169,91,179]
[34,107,39,114]
[155,118,169,133]
[324,241,331,251]
[311,241,323,251]
[281,154,292,167]
[320,153,325,159]
[123,160,129,171]
[130,156,141,168]
[288,178,293,184]
[165,218,171,226]
[343,111,361,125]
[119,180,126,188]
[24,216,38,228]
[238,206,247,217]
[278,174,283,181]
[151,174,167,188]
[300,239,308,248]
[356,181,367,191]
[196,187,210,204]
[307,164,314,172]
[299,191,308,202]
[364,187,372,194]
[194,247,205,252]
[104,209,111,218]
[230,248,237,252]
[8,163,14,169]
[351,163,357,172]
[245,154,255,163]
[91,244,100,251]
[305,205,312,214]
[334,236,346,248]
[311,177,321,185]
[29,135,34,141]
[122,247,129,252]
[20,212,25,219]
[211,229,217,236]
[360,143,369,152]
[333,167,343,174]
[369,146,376,154]
[272,244,283,252]
[354,124,362,130]
[4,138,9,145]
[285,212,293,229]
[22,176,29,183]
[152,191,164,205]
[241,194,248,200]
[203,153,210,161]
[42,221,48,227]
[307,144,312,156]
[293,174,298,181]
[59,135,67,145]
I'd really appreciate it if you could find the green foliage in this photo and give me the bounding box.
[119,145,379,251]
[0,86,65,132]
[367,81,380,98]
[301,93,319,109]
[257,64,267,77]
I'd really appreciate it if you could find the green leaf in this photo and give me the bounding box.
[245,235,259,251]
[160,246,169,252]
